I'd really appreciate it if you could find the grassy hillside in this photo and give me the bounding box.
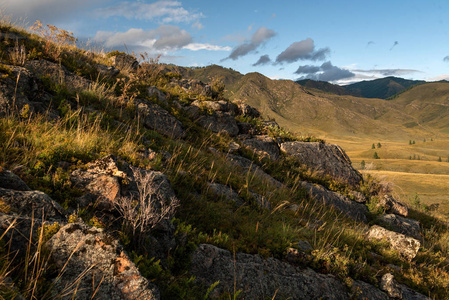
[344,76,425,99]
[296,79,352,96]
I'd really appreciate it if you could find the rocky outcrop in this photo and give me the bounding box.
[190,243,388,299]
[109,53,139,72]
[147,86,167,104]
[237,103,260,118]
[47,222,159,300]
[196,112,239,136]
[26,60,91,91]
[380,273,430,300]
[280,142,362,186]
[300,181,368,223]
[379,214,421,240]
[207,183,244,206]
[0,187,66,220]
[0,168,31,191]
[366,225,420,260]
[95,63,120,78]
[136,99,186,139]
[241,135,280,160]
[378,195,409,217]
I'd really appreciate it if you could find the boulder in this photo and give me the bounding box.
[0,187,66,220]
[241,135,280,160]
[379,214,421,239]
[380,273,430,300]
[191,243,386,299]
[207,183,244,206]
[237,103,260,118]
[0,168,31,191]
[109,53,139,72]
[250,192,271,210]
[147,86,167,104]
[136,99,186,139]
[280,142,362,187]
[237,122,259,135]
[196,111,239,137]
[378,195,409,217]
[26,60,92,91]
[192,100,238,114]
[47,223,159,300]
[300,181,368,223]
[94,63,120,78]
[352,280,389,300]
[366,225,420,260]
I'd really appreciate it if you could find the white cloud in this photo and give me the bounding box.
[183,43,231,51]
[94,25,192,52]
[427,74,449,81]
[95,1,203,24]
[192,21,204,30]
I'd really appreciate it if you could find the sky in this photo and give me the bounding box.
[1,0,449,84]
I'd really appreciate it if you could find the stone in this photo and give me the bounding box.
[352,280,389,300]
[379,214,421,239]
[378,195,409,217]
[109,53,139,72]
[94,63,120,78]
[196,111,239,137]
[350,190,367,203]
[250,192,271,210]
[136,99,186,139]
[26,60,92,91]
[0,168,31,191]
[237,103,260,118]
[297,239,314,253]
[191,243,368,299]
[380,273,402,298]
[207,183,244,206]
[366,225,420,260]
[0,187,66,220]
[280,142,362,187]
[242,135,280,160]
[147,86,167,104]
[47,223,159,300]
[237,122,259,135]
[300,181,368,223]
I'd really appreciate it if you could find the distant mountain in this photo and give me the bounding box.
[344,76,426,99]
[296,79,351,96]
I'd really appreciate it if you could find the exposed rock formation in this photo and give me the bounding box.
[241,135,280,160]
[379,214,421,240]
[366,225,420,260]
[109,53,139,72]
[280,142,362,186]
[190,243,388,299]
[137,99,186,139]
[47,223,159,299]
[378,195,409,217]
[0,168,31,191]
[207,182,244,206]
[300,181,368,222]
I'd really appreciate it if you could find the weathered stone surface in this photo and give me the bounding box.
[0,187,66,220]
[136,99,186,139]
[242,135,280,160]
[207,183,243,206]
[191,243,366,299]
[352,280,389,300]
[0,64,52,116]
[237,103,260,118]
[250,192,271,210]
[47,223,159,300]
[147,86,167,104]
[350,190,367,204]
[378,195,409,217]
[237,122,259,135]
[171,78,212,98]
[192,100,238,114]
[379,214,421,239]
[225,154,284,189]
[196,112,239,137]
[366,225,420,260]
[300,181,368,223]
[0,168,31,191]
[95,63,120,78]
[26,60,92,91]
[380,273,402,298]
[109,54,139,72]
[280,142,362,186]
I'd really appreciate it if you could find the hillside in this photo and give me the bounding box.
[296,79,352,96]
[1,20,448,299]
[344,76,425,99]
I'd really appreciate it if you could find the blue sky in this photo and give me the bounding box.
[1,0,449,84]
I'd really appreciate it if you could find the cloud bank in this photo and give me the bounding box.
[223,27,276,61]
[295,61,355,82]
[252,55,271,66]
[276,38,330,64]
